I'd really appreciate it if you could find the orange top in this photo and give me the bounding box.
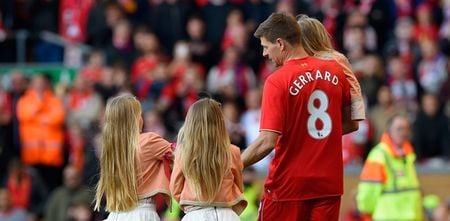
[170,145,247,214]
[17,89,65,166]
[137,132,173,202]
[317,51,365,121]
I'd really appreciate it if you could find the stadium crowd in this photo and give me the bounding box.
[0,0,449,220]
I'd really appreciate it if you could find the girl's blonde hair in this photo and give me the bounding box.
[94,93,142,212]
[296,14,334,56]
[177,98,231,203]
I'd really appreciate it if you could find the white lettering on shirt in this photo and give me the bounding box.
[289,70,340,96]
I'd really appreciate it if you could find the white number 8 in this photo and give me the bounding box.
[307,90,332,139]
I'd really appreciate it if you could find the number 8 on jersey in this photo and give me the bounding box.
[307,90,332,139]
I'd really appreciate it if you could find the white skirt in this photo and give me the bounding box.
[182,206,240,221]
[106,202,159,221]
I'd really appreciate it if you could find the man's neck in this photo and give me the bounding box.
[284,46,309,64]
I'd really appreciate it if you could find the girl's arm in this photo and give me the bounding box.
[169,158,185,203]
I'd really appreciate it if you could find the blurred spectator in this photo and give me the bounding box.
[257,57,276,83]
[111,62,129,93]
[80,50,106,83]
[221,9,245,50]
[8,72,27,158]
[94,67,120,104]
[143,110,167,138]
[343,26,370,62]
[344,9,377,52]
[2,158,48,221]
[417,39,448,95]
[240,88,271,175]
[392,0,413,18]
[185,14,213,70]
[0,188,27,221]
[222,101,246,148]
[66,199,94,221]
[413,93,450,162]
[386,55,418,116]
[229,20,261,74]
[66,123,86,172]
[414,3,439,42]
[166,41,204,93]
[150,0,191,54]
[104,19,136,68]
[275,0,295,16]
[131,27,170,103]
[158,41,203,131]
[65,74,103,130]
[44,165,93,221]
[206,46,256,101]
[357,115,423,220]
[357,54,384,108]
[384,17,419,69]
[369,86,407,142]
[16,74,65,191]
[313,0,346,50]
[85,1,115,48]
[136,63,171,110]
[240,88,261,148]
[131,27,162,83]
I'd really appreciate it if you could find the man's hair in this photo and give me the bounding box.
[254,12,302,46]
[386,114,409,132]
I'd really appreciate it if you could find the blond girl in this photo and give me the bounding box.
[170,98,247,221]
[297,14,366,121]
[94,93,172,220]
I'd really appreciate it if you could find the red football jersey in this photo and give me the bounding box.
[260,56,351,201]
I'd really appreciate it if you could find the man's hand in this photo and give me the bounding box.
[242,130,279,168]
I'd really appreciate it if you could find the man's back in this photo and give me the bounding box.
[260,56,351,200]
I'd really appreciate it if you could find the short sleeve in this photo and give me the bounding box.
[139,132,172,160]
[260,78,285,133]
[169,155,185,202]
[230,145,244,193]
[333,52,365,120]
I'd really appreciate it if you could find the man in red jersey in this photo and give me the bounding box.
[241,13,358,221]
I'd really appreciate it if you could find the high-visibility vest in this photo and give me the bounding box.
[240,184,259,221]
[17,90,65,167]
[357,143,423,221]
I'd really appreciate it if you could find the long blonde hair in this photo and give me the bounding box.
[296,14,334,56]
[94,93,142,212]
[177,98,231,203]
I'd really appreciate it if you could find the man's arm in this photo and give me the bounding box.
[241,130,279,168]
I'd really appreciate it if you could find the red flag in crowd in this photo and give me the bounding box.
[59,0,94,43]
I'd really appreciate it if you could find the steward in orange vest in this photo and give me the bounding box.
[17,75,65,167]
